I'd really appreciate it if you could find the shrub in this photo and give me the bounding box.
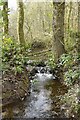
[2,37,29,75]
[60,53,80,86]
[47,52,57,68]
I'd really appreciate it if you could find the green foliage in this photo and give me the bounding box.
[60,53,80,86]
[69,31,80,39]
[59,54,73,68]
[61,85,79,117]
[65,29,78,51]
[2,37,29,75]
[47,52,56,68]
[64,69,80,86]
[0,0,3,32]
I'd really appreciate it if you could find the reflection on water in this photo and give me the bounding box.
[2,72,68,118]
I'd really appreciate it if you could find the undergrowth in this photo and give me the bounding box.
[2,37,29,75]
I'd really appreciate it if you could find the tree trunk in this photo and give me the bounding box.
[17,0,25,46]
[77,2,80,53]
[3,0,8,37]
[53,2,65,61]
[68,2,72,32]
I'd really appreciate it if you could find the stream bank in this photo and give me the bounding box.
[2,69,30,107]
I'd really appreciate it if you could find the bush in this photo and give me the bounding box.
[64,69,80,86]
[47,52,57,68]
[2,37,29,75]
[59,53,80,86]
[59,54,73,68]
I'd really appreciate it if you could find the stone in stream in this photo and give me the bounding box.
[26,65,33,72]
[36,61,46,67]
[30,68,39,76]
[47,68,55,75]
[40,67,47,73]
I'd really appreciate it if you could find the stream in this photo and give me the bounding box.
[2,66,68,118]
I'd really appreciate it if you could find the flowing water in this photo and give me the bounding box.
[2,67,68,118]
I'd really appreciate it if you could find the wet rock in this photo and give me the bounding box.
[36,61,46,67]
[26,65,33,72]
[52,76,56,80]
[49,68,55,75]
[30,68,38,76]
[40,68,47,73]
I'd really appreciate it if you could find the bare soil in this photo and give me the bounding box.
[2,70,30,107]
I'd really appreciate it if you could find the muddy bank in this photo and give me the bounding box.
[2,70,30,107]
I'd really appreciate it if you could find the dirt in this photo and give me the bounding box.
[2,70,30,107]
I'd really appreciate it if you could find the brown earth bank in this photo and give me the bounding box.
[2,70,30,107]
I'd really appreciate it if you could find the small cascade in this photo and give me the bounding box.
[31,66,56,81]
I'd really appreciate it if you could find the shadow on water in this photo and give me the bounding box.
[2,71,68,118]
